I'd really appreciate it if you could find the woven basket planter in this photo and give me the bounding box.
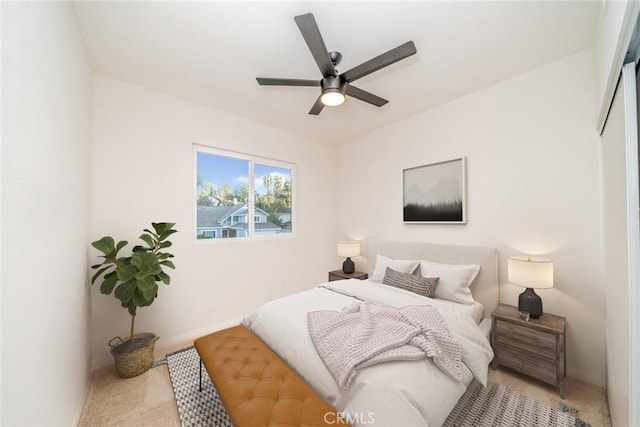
[109,333,159,378]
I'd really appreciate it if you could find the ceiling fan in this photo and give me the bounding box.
[256,13,417,115]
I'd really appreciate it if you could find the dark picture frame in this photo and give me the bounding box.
[403,157,466,223]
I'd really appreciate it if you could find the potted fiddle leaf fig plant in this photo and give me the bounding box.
[90,222,177,378]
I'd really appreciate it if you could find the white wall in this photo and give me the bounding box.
[1,2,93,425]
[90,75,336,366]
[336,49,605,386]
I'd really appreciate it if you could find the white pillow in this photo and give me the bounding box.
[419,260,480,305]
[370,254,419,282]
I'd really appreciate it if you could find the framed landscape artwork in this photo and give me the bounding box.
[403,157,466,224]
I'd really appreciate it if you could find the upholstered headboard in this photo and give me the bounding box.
[362,240,499,316]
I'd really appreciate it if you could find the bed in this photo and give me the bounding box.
[243,240,498,426]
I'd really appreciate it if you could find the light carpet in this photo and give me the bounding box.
[166,346,590,427]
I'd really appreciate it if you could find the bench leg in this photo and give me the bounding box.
[199,358,202,392]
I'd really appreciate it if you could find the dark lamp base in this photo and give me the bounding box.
[518,287,543,318]
[342,257,355,274]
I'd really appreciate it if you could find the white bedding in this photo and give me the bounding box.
[243,279,494,427]
[479,318,492,341]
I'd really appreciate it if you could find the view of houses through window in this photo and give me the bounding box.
[196,148,293,240]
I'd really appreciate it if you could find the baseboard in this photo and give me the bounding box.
[155,317,244,351]
[567,366,606,389]
[72,367,93,426]
[91,353,113,371]
[90,317,243,370]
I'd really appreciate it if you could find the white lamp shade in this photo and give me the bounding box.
[508,256,554,289]
[337,241,360,258]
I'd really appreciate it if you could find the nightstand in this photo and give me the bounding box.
[491,303,566,398]
[328,270,368,282]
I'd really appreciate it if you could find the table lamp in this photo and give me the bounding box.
[337,241,360,274]
[508,256,554,318]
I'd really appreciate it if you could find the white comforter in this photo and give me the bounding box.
[243,279,494,427]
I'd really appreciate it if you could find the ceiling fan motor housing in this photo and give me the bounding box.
[321,75,344,93]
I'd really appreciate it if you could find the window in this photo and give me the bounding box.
[197,230,216,239]
[195,147,294,240]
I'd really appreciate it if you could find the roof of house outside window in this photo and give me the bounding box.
[197,204,280,231]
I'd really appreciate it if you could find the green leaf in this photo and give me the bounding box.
[152,222,169,234]
[157,253,173,260]
[157,271,170,284]
[116,263,136,282]
[91,266,112,284]
[136,275,155,289]
[131,252,162,278]
[137,295,155,307]
[114,280,136,304]
[151,222,165,234]
[92,237,115,255]
[137,276,158,300]
[91,263,103,269]
[153,222,177,240]
[115,240,128,256]
[139,233,155,248]
[143,228,159,239]
[132,291,145,307]
[158,241,172,249]
[127,304,137,316]
[158,229,178,241]
[100,273,118,295]
[159,260,176,269]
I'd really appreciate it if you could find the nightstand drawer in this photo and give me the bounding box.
[491,304,566,397]
[495,343,556,385]
[495,320,556,359]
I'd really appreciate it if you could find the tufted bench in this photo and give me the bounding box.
[194,325,349,427]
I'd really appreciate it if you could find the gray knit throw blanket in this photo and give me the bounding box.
[307,301,463,391]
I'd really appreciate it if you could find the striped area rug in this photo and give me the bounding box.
[166,346,590,427]
[166,347,231,427]
[443,379,590,427]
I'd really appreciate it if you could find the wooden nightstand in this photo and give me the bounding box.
[491,303,566,398]
[328,270,368,282]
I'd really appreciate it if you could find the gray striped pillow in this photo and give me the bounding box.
[382,267,439,298]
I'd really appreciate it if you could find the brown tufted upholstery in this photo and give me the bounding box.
[194,325,349,427]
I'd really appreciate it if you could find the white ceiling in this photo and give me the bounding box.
[73,1,599,144]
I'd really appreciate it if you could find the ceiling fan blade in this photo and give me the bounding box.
[294,13,336,78]
[341,41,417,83]
[256,77,320,87]
[308,95,325,115]
[345,85,388,107]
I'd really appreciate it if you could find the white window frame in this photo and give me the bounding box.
[194,144,296,243]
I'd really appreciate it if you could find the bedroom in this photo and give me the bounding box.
[2,1,639,426]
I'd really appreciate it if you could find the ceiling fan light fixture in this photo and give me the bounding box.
[320,88,345,106]
[255,13,417,115]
